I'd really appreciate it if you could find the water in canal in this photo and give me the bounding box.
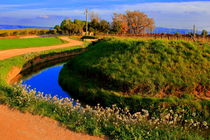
[21,63,70,99]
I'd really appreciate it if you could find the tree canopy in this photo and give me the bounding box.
[54,10,155,35]
[112,11,155,34]
[201,30,208,37]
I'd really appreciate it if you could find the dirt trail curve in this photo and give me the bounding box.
[0,105,103,140]
[0,36,83,60]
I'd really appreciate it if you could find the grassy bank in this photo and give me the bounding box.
[59,37,210,121]
[0,37,64,50]
[61,37,210,96]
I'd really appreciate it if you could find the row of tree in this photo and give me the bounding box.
[54,11,155,35]
[53,10,209,36]
[0,29,50,37]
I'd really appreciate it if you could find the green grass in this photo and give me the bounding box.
[0,37,64,50]
[62,37,210,96]
[59,37,210,121]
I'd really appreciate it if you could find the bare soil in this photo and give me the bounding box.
[0,105,104,140]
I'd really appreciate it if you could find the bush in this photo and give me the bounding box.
[0,32,9,37]
[81,36,98,40]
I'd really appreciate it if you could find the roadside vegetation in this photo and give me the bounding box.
[0,37,64,50]
[1,84,209,139]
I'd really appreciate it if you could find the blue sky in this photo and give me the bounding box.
[0,0,210,31]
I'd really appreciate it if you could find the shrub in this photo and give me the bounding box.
[81,36,98,40]
[0,32,9,37]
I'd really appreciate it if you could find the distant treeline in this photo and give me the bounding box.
[53,10,209,38]
[0,28,51,37]
[53,11,155,35]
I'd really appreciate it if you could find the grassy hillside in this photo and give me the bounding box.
[0,37,64,50]
[59,37,210,119]
[61,37,210,96]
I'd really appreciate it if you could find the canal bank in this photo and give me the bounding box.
[8,47,87,84]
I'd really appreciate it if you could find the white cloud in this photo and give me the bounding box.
[38,15,50,19]
[0,1,210,31]
[0,3,42,9]
[115,1,210,14]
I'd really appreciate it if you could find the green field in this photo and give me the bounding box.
[0,37,64,50]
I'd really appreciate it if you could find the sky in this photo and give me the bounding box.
[0,0,210,31]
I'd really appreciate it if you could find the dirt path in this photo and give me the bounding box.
[0,105,103,140]
[0,36,83,60]
[0,37,104,139]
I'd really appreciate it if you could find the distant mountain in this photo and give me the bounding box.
[0,25,53,29]
[153,27,201,34]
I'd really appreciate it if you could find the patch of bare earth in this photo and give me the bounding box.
[6,66,21,84]
[0,105,104,140]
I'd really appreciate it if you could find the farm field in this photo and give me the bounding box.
[0,37,64,50]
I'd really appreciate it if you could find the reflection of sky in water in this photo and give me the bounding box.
[22,64,71,99]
